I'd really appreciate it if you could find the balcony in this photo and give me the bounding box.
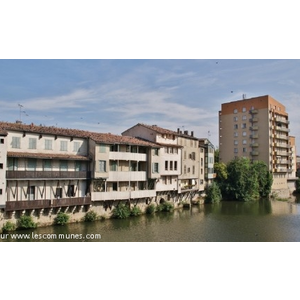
[276,126,290,133]
[250,125,259,130]
[251,143,259,147]
[6,170,91,180]
[249,109,258,114]
[250,134,259,139]
[108,171,147,181]
[109,152,147,161]
[250,151,259,156]
[5,197,91,212]
[91,190,156,201]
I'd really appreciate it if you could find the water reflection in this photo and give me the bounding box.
[2,199,300,242]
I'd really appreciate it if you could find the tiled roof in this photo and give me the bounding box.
[0,121,160,148]
[7,152,90,161]
[137,123,178,135]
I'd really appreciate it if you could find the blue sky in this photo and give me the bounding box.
[1,59,300,151]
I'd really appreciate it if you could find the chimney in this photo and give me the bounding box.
[177,128,180,133]
[191,131,194,137]
[184,130,188,135]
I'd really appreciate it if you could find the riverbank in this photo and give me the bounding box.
[0,196,205,232]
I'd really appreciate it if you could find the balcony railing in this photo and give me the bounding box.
[6,170,91,179]
[5,197,91,211]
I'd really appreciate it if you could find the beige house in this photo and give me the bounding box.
[219,95,296,194]
[123,124,207,200]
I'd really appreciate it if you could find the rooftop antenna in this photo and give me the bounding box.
[242,94,247,100]
[18,104,23,122]
[208,130,211,138]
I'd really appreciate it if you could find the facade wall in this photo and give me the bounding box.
[0,135,7,206]
[219,95,294,193]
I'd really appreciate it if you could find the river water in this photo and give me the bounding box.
[2,198,300,242]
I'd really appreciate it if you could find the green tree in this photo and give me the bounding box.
[205,182,222,203]
[252,161,273,197]
[225,158,259,201]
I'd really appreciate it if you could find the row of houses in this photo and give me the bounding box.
[0,121,215,217]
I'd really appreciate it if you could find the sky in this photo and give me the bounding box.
[1,59,300,151]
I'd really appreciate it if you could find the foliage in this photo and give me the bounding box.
[220,158,273,201]
[205,182,222,203]
[156,201,174,212]
[2,221,16,232]
[130,206,142,217]
[146,204,156,214]
[252,161,273,197]
[54,212,70,225]
[214,147,219,163]
[224,158,259,201]
[18,215,37,229]
[84,210,98,222]
[112,203,131,219]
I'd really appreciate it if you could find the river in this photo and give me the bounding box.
[2,198,300,242]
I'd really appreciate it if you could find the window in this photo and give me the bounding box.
[60,160,68,171]
[45,139,52,150]
[234,148,238,153]
[1,138,4,144]
[233,109,238,113]
[242,107,246,112]
[27,159,37,171]
[165,161,168,171]
[184,165,187,174]
[234,132,238,137]
[192,166,195,174]
[184,151,187,159]
[153,148,159,156]
[243,148,247,153]
[55,187,62,198]
[73,142,81,152]
[8,158,18,171]
[110,161,117,171]
[170,161,173,170]
[99,144,106,153]
[0,163,3,169]
[112,183,118,191]
[0,189,2,195]
[67,185,75,197]
[152,163,159,173]
[28,186,35,200]
[234,116,238,122]
[242,123,247,129]
[75,161,82,172]
[201,158,203,167]
[60,141,68,151]
[110,144,118,152]
[12,137,21,149]
[174,161,178,171]
[243,132,247,136]
[28,138,37,149]
[234,140,238,145]
[43,160,52,171]
[99,160,107,172]
[242,115,247,120]
[234,124,238,129]
[243,140,247,145]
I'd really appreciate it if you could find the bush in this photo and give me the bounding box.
[130,206,142,217]
[205,182,222,204]
[157,201,174,212]
[18,215,37,229]
[146,204,156,215]
[112,203,131,219]
[84,210,98,222]
[2,221,16,232]
[54,212,70,225]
